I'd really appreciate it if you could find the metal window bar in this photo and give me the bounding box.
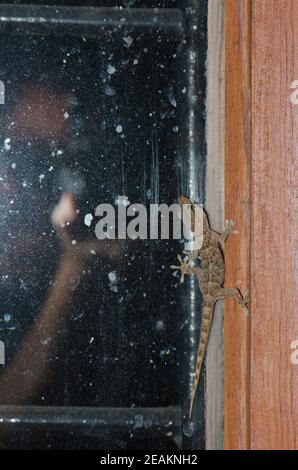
[0,5,185,36]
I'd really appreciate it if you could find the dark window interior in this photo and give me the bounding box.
[0,0,207,450]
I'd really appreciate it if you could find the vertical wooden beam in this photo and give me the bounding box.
[225,0,251,450]
[226,0,298,450]
[251,0,298,450]
[206,0,225,450]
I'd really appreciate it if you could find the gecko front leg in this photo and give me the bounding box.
[171,254,201,283]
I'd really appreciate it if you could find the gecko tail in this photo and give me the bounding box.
[188,305,214,420]
[188,350,205,420]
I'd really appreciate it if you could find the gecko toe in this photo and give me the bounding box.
[243,288,250,304]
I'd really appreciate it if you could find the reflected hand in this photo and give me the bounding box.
[51,193,125,263]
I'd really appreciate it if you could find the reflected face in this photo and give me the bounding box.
[7,85,70,143]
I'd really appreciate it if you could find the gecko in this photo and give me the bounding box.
[171,196,249,419]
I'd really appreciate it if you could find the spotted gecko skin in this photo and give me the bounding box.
[171,196,249,419]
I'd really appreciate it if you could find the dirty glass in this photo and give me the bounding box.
[0,1,207,450]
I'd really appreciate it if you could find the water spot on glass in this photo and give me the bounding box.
[4,313,11,322]
[108,271,117,282]
[107,64,116,75]
[156,320,164,331]
[123,35,133,48]
[183,422,194,437]
[108,271,119,293]
[41,337,51,346]
[160,348,171,358]
[116,125,123,134]
[134,415,143,429]
[4,138,11,151]
[115,195,130,207]
[168,94,177,108]
[84,213,93,227]
[104,85,116,97]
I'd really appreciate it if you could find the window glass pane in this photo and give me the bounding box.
[0,1,207,450]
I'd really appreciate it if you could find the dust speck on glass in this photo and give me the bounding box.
[0,0,207,450]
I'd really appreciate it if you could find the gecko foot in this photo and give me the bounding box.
[170,254,190,283]
[225,219,237,235]
[215,219,238,243]
[238,288,249,316]
[242,288,250,314]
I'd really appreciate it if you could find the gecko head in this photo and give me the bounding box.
[178,195,192,206]
[178,195,208,233]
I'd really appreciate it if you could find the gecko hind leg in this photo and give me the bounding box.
[211,220,237,244]
[215,287,249,315]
